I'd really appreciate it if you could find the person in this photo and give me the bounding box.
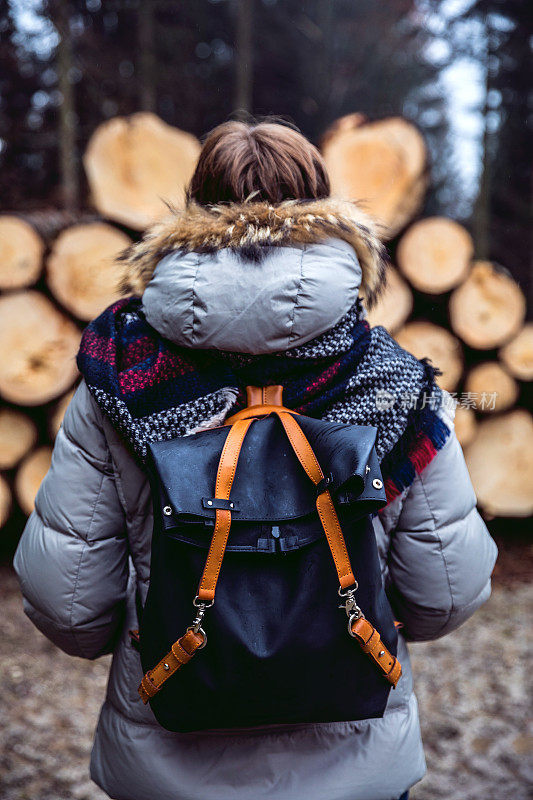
[14,120,497,800]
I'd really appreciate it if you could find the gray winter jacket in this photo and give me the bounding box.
[14,233,497,800]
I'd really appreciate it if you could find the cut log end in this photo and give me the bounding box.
[0,475,12,528]
[395,321,463,392]
[0,216,44,290]
[0,409,38,470]
[397,217,473,294]
[322,116,428,239]
[499,324,533,382]
[47,223,131,320]
[464,410,533,517]
[50,389,75,438]
[366,267,413,334]
[449,262,526,350]
[464,362,519,413]
[83,112,201,230]
[454,406,478,449]
[0,291,80,406]
[15,446,52,516]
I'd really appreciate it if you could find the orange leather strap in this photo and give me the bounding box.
[274,410,356,590]
[139,628,205,704]
[350,617,402,687]
[246,385,284,406]
[197,417,254,602]
[139,417,253,702]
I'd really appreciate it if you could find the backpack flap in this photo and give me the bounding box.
[147,414,386,540]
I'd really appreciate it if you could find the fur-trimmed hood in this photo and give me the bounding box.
[119,198,387,307]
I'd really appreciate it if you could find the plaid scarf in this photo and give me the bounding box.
[77,297,450,505]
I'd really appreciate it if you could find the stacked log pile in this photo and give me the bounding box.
[321,114,532,519]
[0,112,530,543]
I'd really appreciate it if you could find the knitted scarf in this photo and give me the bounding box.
[77,297,450,505]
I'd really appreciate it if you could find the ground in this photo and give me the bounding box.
[0,567,531,800]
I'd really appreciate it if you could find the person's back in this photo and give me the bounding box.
[14,120,497,800]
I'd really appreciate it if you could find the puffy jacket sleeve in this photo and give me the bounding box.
[13,381,129,659]
[387,419,497,642]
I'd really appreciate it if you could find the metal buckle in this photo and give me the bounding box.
[188,596,214,649]
[338,584,364,636]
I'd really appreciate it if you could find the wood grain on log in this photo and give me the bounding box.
[322,116,428,239]
[499,324,533,381]
[449,261,526,349]
[0,475,11,528]
[464,362,518,412]
[15,446,52,516]
[0,216,44,289]
[397,217,473,293]
[50,389,75,438]
[0,409,38,470]
[83,112,201,230]
[464,409,533,517]
[454,406,477,449]
[395,321,463,392]
[47,222,130,320]
[0,292,80,406]
[366,267,413,334]
[319,113,366,149]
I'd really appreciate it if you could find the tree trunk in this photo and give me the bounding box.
[138,0,157,112]
[234,0,253,113]
[53,0,79,212]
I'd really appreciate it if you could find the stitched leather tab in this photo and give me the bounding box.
[350,617,402,688]
[138,628,205,704]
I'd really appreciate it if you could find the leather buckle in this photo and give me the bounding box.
[202,497,240,511]
[316,473,334,497]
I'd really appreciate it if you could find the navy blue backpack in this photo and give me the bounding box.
[136,385,401,733]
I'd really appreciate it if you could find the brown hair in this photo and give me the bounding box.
[188,120,330,206]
